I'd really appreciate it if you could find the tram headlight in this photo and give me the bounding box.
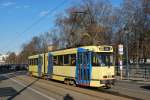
[112,75,115,78]
[103,75,107,78]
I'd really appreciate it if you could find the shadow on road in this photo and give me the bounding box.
[7,78,39,100]
[63,94,74,100]
[140,85,150,90]
[0,76,9,81]
[0,71,28,82]
[13,71,27,76]
[0,87,18,97]
[0,74,16,82]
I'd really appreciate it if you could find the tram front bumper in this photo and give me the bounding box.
[100,79,115,85]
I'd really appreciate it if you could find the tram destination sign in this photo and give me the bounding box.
[104,47,110,51]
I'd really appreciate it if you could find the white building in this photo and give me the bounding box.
[0,54,8,64]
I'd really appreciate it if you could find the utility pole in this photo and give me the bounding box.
[125,32,129,79]
[43,44,46,75]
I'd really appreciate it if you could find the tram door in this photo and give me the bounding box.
[76,48,92,86]
[38,55,43,77]
[47,53,53,79]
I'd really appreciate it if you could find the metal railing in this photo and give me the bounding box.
[116,64,150,80]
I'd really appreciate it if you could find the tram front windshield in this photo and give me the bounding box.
[92,53,113,67]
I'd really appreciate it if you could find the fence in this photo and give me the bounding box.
[0,64,28,74]
[116,64,150,80]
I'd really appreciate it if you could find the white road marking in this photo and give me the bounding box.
[4,75,56,100]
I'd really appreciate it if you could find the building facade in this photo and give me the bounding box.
[0,54,8,64]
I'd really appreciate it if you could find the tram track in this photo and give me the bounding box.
[11,75,106,100]
[29,76,144,100]
[6,72,145,100]
[8,73,132,100]
[30,76,143,100]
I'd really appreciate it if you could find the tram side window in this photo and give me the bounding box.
[70,54,76,66]
[33,59,35,65]
[34,58,38,65]
[28,59,30,65]
[30,59,33,65]
[32,59,34,65]
[63,55,69,65]
[58,55,63,66]
[31,59,33,65]
[53,56,58,65]
[29,58,38,65]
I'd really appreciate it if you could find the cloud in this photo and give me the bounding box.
[1,2,30,9]
[15,5,30,9]
[15,6,21,9]
[39,10,50,17]
[23,5,30,8]
[1,1,15,7]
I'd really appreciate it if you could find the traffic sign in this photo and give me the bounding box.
[118,44,123,55]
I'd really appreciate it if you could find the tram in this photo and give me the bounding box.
[28,45,115,87]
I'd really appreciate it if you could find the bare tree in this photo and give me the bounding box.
[5,52,17,64]
[113,0,150,61]
[55,0,114,48]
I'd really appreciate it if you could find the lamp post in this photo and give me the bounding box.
[125,31,129,80]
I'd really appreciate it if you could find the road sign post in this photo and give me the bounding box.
[118,44,123,80]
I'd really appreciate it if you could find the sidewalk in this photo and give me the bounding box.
[115,76,150,84]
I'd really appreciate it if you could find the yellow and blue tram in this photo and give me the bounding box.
[28,45,115,87]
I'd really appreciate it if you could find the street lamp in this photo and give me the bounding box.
[124,30,129,80]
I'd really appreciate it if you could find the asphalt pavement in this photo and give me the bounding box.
[0,72,130,100]
[106,79,150,100]
[0,72,149,100]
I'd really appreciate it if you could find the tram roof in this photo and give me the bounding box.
[28,45,113,58]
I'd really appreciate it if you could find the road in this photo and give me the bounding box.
[106,79,150,100]
[0,72,149,100]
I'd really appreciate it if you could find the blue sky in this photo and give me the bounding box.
[0,0,122,54]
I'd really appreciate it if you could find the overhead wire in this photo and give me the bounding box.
[21,0,66,34]
[2,0,67,54]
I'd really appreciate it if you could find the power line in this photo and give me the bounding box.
[21,0,67,34]
[2,0,67,53]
